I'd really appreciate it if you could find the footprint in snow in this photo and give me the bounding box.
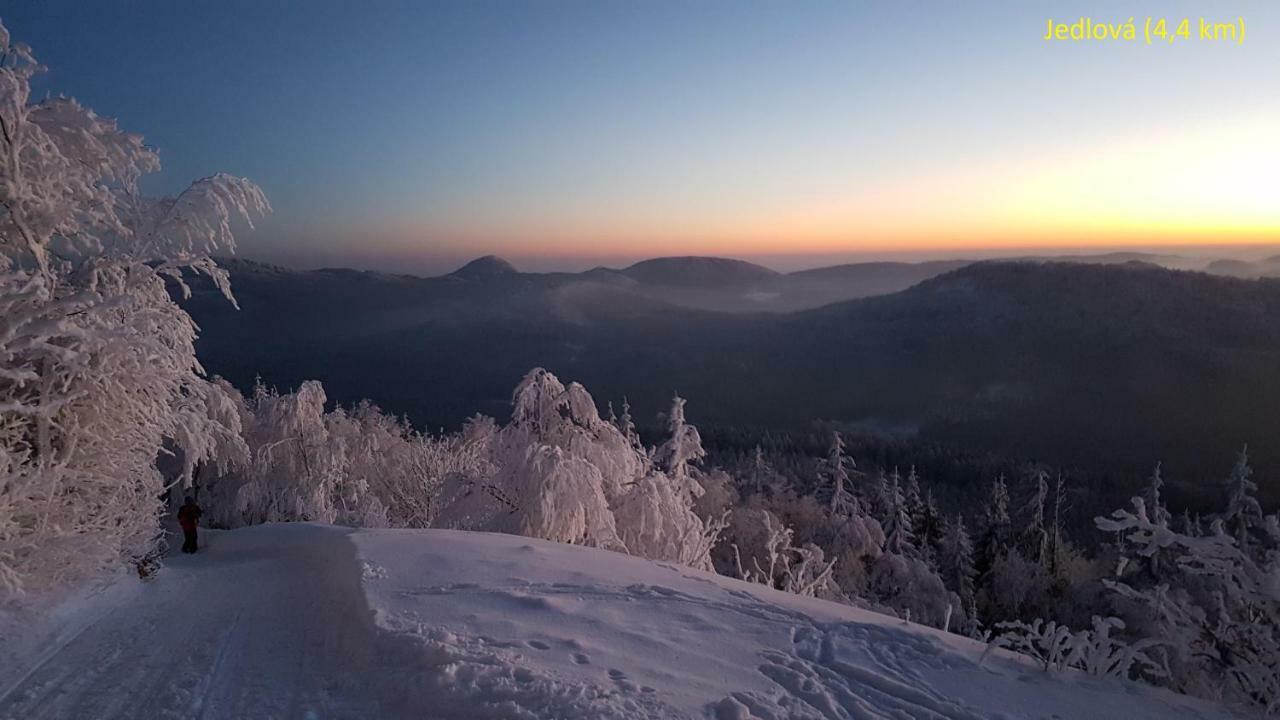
[572,652,591,665]
[526,639,551,650]
[608,668,638,692]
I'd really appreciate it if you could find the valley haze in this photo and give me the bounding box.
[185,250,1280,510]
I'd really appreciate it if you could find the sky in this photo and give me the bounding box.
[4,1,1279,274]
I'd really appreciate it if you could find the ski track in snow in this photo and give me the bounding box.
[0,524,1246,720]
[0,525,377,720]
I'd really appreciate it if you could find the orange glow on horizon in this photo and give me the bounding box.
[319,104,1280,263]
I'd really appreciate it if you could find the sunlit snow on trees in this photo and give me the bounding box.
[0,23,266,599]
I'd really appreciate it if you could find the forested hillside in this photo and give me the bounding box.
[184,259,1280,506]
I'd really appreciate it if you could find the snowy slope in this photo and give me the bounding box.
[0,524,1244,720]
[354,529,1240,720]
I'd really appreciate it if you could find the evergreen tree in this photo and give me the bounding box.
[615,397,642,451]
[1179,509,1201,537]
[750,444,775,495]
[1098,461,1280,713]
[1020,471,1050,567]
[940,513,977,610]
[1142,463,1172,527]
[653,394,705,489]
[873,468,895,519]
[882,472,917,557]
[820,431,856,516]
[904,467,924,523]
[918,488,945,564]
[975,477,1012,582]
[1048,474,1067,574]
[1225,445,1262,552]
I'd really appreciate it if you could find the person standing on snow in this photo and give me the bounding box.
[178,496,203,554]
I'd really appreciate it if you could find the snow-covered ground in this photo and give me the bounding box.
[0,524,375,719]
[0,524,1244,719]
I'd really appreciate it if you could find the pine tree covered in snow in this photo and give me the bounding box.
[940,513,978,631]
[1020,471,1050,568]
[613,397,642,452]
[910,473,944,563]
[1096,457,1280,713]
[819,431,856,515]
[1143,463,1172,528]
[975,477,1012,579]
[1048,474,1067,574]
[749,444,775,495]
[1225,446,1263,553]
[880,470,917,557]
[1179,509,1202,538]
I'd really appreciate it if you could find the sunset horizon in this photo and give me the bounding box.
[6,1,1276,275]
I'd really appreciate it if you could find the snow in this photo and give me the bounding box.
[354,528,1241,720]
[0,525,373,719]
[0,523,1244,719]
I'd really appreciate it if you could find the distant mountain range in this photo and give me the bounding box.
[437,253,968,313]
[1203,255,1280,278]
[183,253,1280,504]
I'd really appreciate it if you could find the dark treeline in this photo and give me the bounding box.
[684,422,1254,544]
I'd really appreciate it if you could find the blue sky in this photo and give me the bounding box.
[5,1,1277,273]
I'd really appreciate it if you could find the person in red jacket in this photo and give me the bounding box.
[178,496,203,554]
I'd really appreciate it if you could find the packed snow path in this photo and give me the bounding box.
[0,525,377,720]
[1,524,1245,720]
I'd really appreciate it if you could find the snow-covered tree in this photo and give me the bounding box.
[987,616,1161,680]
[617,392,724,569]
[1178,509,1202,538]
[975,477,1012,577]
[612,396,642,451]
[202,381,490,531]
[0,23,267,602]
[940,513,977,614]
[1048,474,1067,574]
[868,549,950,627]
[653,393,706,494]
[818,431,855,515]
[1225,446,1262,553]
[1020,471,1050,567]
[730,509,836,599]
[1097,474,1280,712]
[437,370,631,549]
[437,369,723,570]
[336,402,479,529]
[1142,463,1171,528]
[903,467,923,521]
[881,470,916,557]
[914,485,945,564]
[749,444,776,495]
[824,498,886,598]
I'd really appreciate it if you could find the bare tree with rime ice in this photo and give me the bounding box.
[0,22,267,602]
